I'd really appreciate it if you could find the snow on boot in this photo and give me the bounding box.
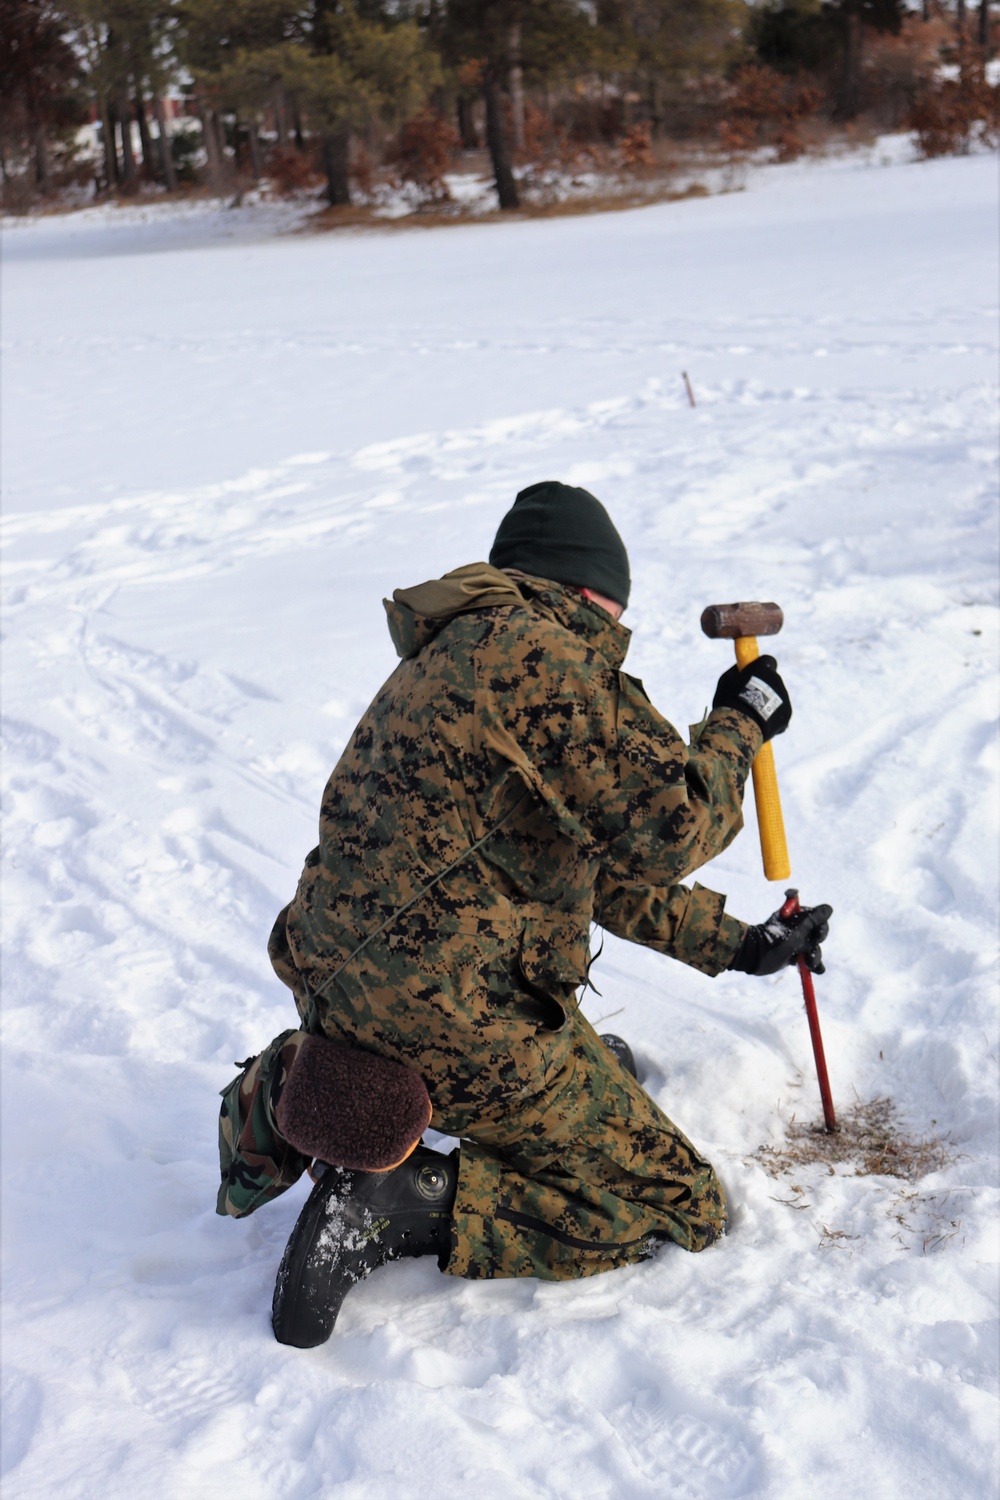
[600,1032,637,1079]
[271,1144,457,1348]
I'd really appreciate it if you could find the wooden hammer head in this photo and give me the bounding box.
[701,602,783,641]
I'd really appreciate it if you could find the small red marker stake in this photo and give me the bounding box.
[780,888,837,1133]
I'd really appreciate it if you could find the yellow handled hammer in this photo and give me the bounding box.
[701,601,791,882]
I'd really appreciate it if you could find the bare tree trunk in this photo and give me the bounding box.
[508,22,525,153]
[322,127,351,205]
[102,100,119,185]
[484,68,519,209]
[836,12,864,120]
[215,112,230,176]
[275,93,288,147]
[648,72,663,139]
[152,95,176,191]
[457,94,479,148]
[979,0,990,48]
[956,0,966,39]
[118,95,137,184]
[102,27,123,187]
[135,90,154,175]
[247,120,263,181]
[33,123,50,191]
[293,109,304,150]
[199,104,226,192]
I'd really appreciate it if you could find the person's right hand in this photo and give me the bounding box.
[728,902,832,976]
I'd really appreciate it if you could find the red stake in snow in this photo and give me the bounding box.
[780,888,837,1133]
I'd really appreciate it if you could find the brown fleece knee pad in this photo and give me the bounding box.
[274,1035,432,1173]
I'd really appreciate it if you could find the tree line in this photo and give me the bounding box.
[1,1,995,211]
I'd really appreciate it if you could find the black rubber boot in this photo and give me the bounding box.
[271,1145,457,1348]
[600,1032,637,1079]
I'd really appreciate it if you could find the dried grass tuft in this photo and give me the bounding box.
[755,1095,954,1182]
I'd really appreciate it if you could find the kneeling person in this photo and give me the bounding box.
[220,480,830,1346]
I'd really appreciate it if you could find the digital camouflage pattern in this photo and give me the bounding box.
[264,563,760,1270]
[449,1011,726,1277]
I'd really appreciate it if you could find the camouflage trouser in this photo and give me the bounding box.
[444,1015,726,1280]
[217,1030,311,1218]
[217,1015,725,1274]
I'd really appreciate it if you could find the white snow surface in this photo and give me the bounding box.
[2,150,998,1498]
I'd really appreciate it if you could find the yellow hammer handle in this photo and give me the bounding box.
[735,635,791,882]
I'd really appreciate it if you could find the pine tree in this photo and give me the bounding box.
[0,0,84,191]
[595,1,744,137]
[178,0,435,203]
[438,0,595,210]
[299,1,436,205]
[750,1,906,121]
[176,0,301,188]
[70,0,183,190]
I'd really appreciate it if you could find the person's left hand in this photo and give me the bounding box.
[712,655,792,741]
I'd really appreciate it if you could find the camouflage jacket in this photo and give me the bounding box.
[268,564,760,1124]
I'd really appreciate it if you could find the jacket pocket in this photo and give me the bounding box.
[516,911,589,1028]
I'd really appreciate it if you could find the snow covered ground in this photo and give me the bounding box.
[2,147,997,1499]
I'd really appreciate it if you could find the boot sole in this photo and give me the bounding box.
[271,1147,455,1348]
[272,1170,352,1348]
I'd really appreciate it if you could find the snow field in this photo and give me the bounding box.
[2,147,998,1498]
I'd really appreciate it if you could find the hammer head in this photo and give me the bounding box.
[701,602,783,640]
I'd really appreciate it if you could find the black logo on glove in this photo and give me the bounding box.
[712,655,792,741]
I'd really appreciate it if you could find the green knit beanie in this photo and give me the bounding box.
[488,481,631,608]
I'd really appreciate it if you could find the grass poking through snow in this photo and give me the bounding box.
[755,1096,954,1182]
[755,1098,964,1255]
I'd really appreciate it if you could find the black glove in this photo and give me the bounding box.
[728,902,832,976]
[712,655,792,741]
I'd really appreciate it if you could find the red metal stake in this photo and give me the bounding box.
[779,888,837,1132]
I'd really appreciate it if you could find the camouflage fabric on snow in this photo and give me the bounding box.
[266,563,760,1268]
[217,1030,311,1218]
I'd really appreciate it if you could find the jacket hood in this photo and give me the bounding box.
[385,562,630,668]
[385,563,525,659]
